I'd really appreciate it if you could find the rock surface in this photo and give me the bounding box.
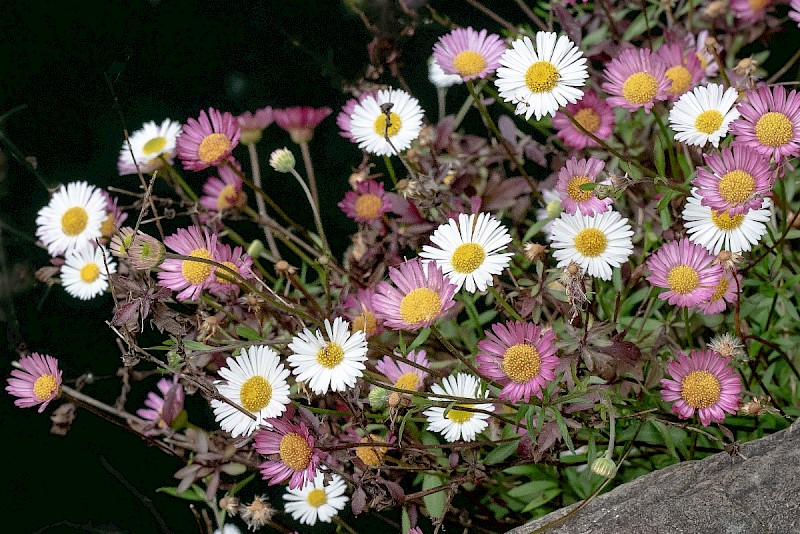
[508,422,799,534]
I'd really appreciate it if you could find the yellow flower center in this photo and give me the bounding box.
[393,372,420,391]
[711,210,744,230]
[399,288,442,325]
[748,0,767,9]
[452,50,488,77]
[354,193,383,219]
[709,276,729,302]
[451,242,486,274]
[352,310,377,336]
[80,263,100,283]
[696,52,708,70]
[665,65,692,95]
[694,110,724,134]
[574,108,601,133]
[446,406,474,423]
[373,112,402,138]
[279,432,313,471]
[681,369,721,409]
[667,264,700,294]
[181,248,213,285]
[33,374,58,401]
[566,176,593,202]
[356,435,388,466]
[754,112,793,148]
[525,61,560,93]
[142,136,167,156]
[502,343,542,383]
[100,214,116,237]
[216,184,240,210]
[622,72,658,105]
[61,206,89,236]
[573,228,607,257]
[718,170,755,204]
[215,261,238,284]
[316,342,345,369]
[239,375,272,413]
[306,488,328,508]
[197,133,231,163]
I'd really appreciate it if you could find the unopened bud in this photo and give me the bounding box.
[269,148,296,173]
[128,231,165,270]
[368,387,388,410]
[591,455,617,478]
[247,239,265,258]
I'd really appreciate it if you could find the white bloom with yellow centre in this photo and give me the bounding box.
[211,345,291,438]
[549,210,634,281]
[36,181,107,256]
[682,188,771,255]
[668,84,740,148]
[420,212,513,293]
[495,32,588,120]
[283,471,349,526]
[349,88,425,156]
[61,245,116,300]
[287,317,368,394]
[118,119,182,174]
[424,373,494,442]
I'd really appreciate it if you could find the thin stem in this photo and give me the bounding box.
[161,159,198,202]
[452,79,486,131]
[299,141,319,208]
[383,155,398,188]
[247,143,281,259]
[652,110,679,182]
[288,167,330,253]
[437,87,447,122]
[464,0,517,32]
[512,0,548,31]
[488,285,523,321]
[767,47,800,84]
[430,325,483,378]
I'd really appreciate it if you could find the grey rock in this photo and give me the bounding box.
[508,422,799,534]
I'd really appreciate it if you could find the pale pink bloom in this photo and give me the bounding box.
[555,157,612,216]
[551,90,615,150]
[791,0,800,27]
[157,226,218,301]
[237,106,273,145]
[602,48,669,113]
[99,190,129,238]
[655,43,704,100]
[200,164,246,214]
[254,413,321,490]
[274,106,332,144]
[338,180,393,223]
[688,31,718,79]
[645,238,723,308]
[336,94,370,141]
[661,349,742,426]
[210,243,255,297]
[136,376,185,431]
[730,85,800,162]
[730,0,773,23]
[432,26,505,81]
[6,353,62,413]
[376,349,429,392]
[176,108,240,170]
[342,287,384,338]
[697,271,741,315]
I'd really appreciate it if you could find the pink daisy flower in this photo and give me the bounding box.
[200,163,247,214]
[237,105,273,145]
[336,94,370,141]
[687,31,718,80]
[157,226,219,301]
[254,415,321,490]
[730,0,773,23]
[555,157,612,216]
[176,108,240,171]
[645,238,723,308]
[602,48,669,113]
[475,321,558,403]
[791,0,800,27]
[692,144,774,216]
[210,243,255,297]
[656,43,704,100]
[432,26,505,81]
[99,190,129,239]
[697,271,741,315]
[6,353,62,413]
[373,258,457,331]
[342,287,384,337]
[376,349,430,392]
[551,90,615,150]
[660,349,742,426]
[730,85,800,162]
[338,180,393,223]
[136,376,185,432]
[274,106,332,144]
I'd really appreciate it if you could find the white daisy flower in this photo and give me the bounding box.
[668,84,740,148]
[118,119,182,175]
[428,55,463,89]
[283,471,349,526]
[349,88,425,156]
[549,210,634,280]
[495,32,588,121]
[682,188,771,255]
[61,245,116,300]
[424,373,494,443]
[420,212,513,293]
[210,345,291,438]
[287,317,368,395]
[36,181,107,256]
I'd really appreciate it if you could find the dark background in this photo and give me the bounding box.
[1,1,798,533]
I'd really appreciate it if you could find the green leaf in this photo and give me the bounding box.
[654,136,666,178]
[156,486,206,502]
[651,420,678,459]
[508,479,558,499]
[183,339,217,351]
[483,440,519,465]
[402,508,411,534]
[422,475,447,519]
[551,408,575,452]
[408,328,431,351]
[521,488,562,512]
[235,325,261,340]
[229,474,255,497]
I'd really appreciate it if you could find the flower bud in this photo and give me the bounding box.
[269,147,296,173]
[369,387,388,410]
[247,239,265,258]
[128,231,165,270]
[591,455,617,478]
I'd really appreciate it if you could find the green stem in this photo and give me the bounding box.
[652,110,679,182]
[161,158,198,201]
[430,325,483,378]
[299,141,319,208]
[247,143,281,259]
[288,167,330,254]
[382,155,397,188]
[488,285,523,321]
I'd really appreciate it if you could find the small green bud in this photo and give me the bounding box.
[269,147,296,173]
[369,387,388,410]
[591,454,617,479]
[247,239,265,258]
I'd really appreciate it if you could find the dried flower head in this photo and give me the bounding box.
[240,494,275,531]
[708,332,746,362]
[523,242,547,263]
[712,250,743,272]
